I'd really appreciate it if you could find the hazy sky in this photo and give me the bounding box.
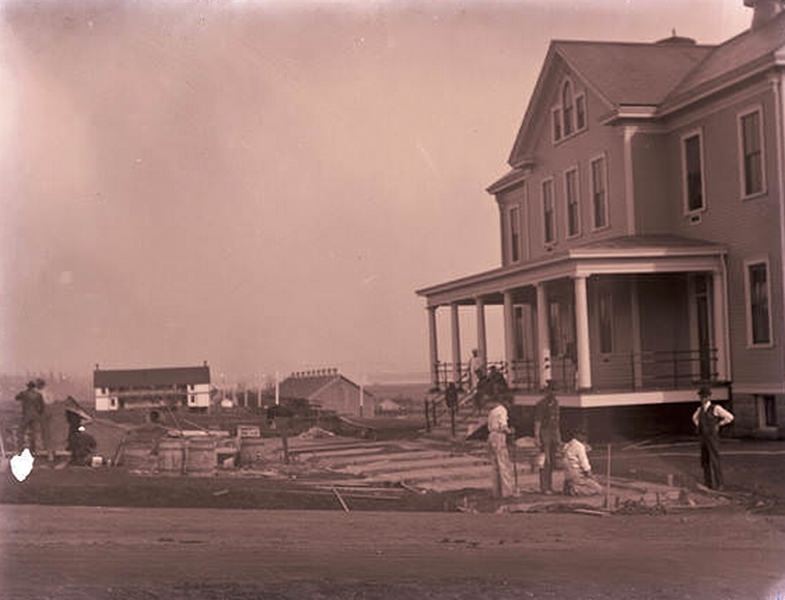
[0,0,751,383]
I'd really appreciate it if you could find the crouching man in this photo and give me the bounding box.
[562,429,603,497]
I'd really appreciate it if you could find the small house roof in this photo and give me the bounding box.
[278,371,373,400]
[94,366,210,388]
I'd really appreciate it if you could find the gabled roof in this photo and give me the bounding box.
[278,373,372,400]
[556,41,714,107]
[509,40,713,165]
[94,365,211,388]
[663,11,785,110]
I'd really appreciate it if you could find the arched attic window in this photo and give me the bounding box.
[562,80,574,136]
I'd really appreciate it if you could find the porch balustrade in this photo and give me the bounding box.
[431,348,719,393]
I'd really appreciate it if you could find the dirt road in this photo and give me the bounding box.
[2,505,784,599]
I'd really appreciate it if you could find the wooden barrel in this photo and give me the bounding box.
[157,438,185,474]
[239,437,267,467]
[185,438,216,474]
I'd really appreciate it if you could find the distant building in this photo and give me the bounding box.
[94,364,211,412]
[417,2,785,437]
[277,369,375,418]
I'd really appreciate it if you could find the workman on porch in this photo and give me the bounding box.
[534,381,561,494]
[487,399,516,498]
[691,386,734,490]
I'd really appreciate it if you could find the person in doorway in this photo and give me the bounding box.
[691,386,734,490]
[15,381,44,453]
[533,380,561,494]
[562,429,603,496]
[486,399,516,498]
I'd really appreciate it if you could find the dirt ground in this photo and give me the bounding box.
[2,505,784,599]
[2,438,785,598]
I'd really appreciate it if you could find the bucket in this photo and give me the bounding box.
[158,438,185,474]
[185,437,216,474]
[239,437,267,467]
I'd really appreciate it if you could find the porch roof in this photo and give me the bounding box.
[416,235,726,307]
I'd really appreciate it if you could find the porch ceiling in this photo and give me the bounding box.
[416,235,726,307]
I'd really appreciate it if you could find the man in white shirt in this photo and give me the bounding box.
[691,386,734,490]
[468,349,484,390]
[486,400,516,498]
[562,430,602,497]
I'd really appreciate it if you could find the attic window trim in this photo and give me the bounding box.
[552,78,588,146]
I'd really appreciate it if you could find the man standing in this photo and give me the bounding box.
[15,381,45,453]
[468,349,483,390]
[487,399,516,498]
[692,386,734,490]
[36,378,56,463]
[562,430,603,496]
[534,381,561,494]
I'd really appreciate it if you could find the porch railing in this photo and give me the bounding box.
[431,360,508,391]
[431,348,719,394]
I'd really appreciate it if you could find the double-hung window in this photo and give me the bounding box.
[738,107,765,198]
[682,130,705,213]
[745,259,772,346]
[542,179,555,244]
[590,155,608,229]
[552,107,562,142]
[562,82,574,137]
[508,205,521,263]
[565,167,580,238]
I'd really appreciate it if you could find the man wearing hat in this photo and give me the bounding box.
[15,381,45,453]
[534,380,561,494]
[691,386,734,490]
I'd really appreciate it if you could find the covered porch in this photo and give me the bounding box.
[416,236,730,407]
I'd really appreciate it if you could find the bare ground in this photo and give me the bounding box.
[2,505,784,600]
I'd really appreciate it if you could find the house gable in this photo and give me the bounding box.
[507,40,713,168]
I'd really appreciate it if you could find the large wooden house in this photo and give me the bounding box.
[417,0,785,437]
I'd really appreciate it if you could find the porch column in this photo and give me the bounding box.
[535,282,551,386]
[450,303,462,383]
[475,296,487,369]
[712,271,728,381]
[503,290,515,376]
[427,306,439,388]
[574,275,593,390]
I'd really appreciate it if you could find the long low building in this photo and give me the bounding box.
[94,363,211,412]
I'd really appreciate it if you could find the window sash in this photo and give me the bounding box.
[562,83,574,136]
[749,263,771,345]
[741,112,763,196]
[591,157,607,228]
[576,95,586,131]
[543,181,555,243]
[552,109,562,141]
[566,169,579,236]
[684,134,704,212]
[509,206,520,262]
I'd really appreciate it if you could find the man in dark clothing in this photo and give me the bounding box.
[15,381,45,453]
[534,381,562,494]
[691,386,734,490]
[445,382,459,437]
